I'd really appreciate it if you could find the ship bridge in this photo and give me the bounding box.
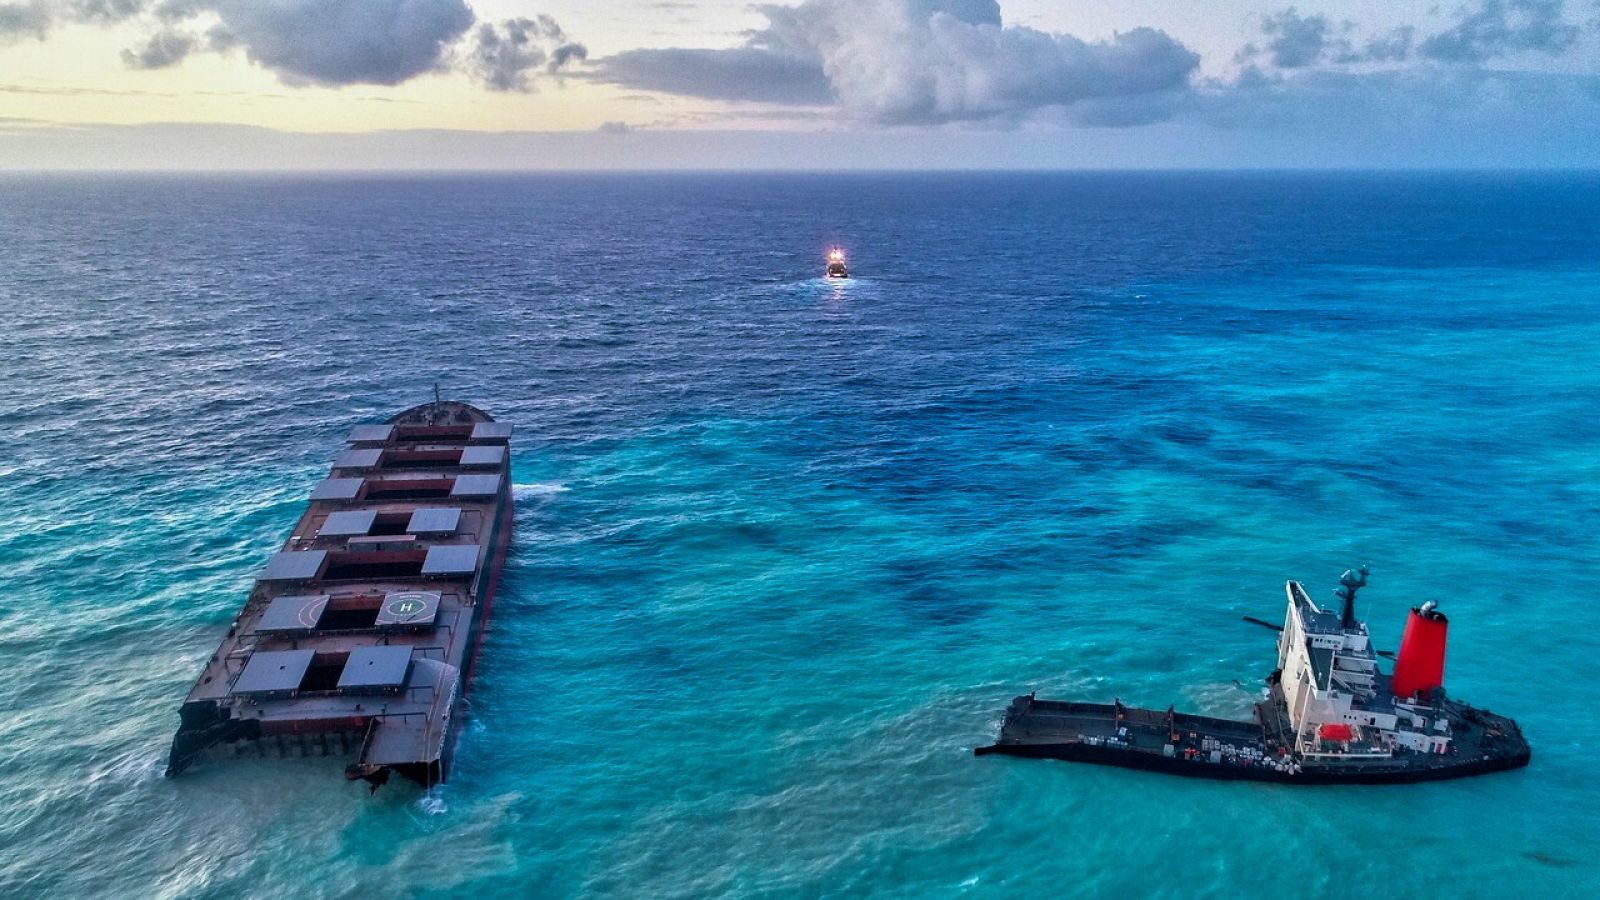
[1273,578,1453,758]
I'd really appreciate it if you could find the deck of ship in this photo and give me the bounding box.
[166,401,513,787]
[977,693,1531,784]
[975,696,1293,776]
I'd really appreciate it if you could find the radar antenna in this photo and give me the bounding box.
[1334,565,1370,630]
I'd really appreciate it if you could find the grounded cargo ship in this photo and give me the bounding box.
[976,569,1530,784]
[165,400,513,791]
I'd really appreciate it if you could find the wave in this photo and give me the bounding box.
[512,482,567,502]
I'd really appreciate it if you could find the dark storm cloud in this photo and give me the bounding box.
[465,15,587,92]
[590,0,1199,125]
[1419,0,1581,62]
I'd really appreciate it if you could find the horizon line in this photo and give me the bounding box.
[3,166,1600,176]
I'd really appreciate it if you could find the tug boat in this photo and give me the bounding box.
[825,248,849,279]
[976,569,1531,784]
[165,400,514,790]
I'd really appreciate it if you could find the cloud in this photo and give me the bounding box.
[1,0,150,41]
[0,80,176,95]
[1242,1,1587,70]
[6,0,484,86]
[591,0,1199,125]
[551,43,586,69]
[1252,7,1353,68]
[202,0,473,86]
[69,0,144,21]
[2,0,145,41]
[152,0,208,21]
[1197,65,1600,140]
[1205,2,1599,153]
[1419,0,1581,62]
[594,47,833,104]
[28,0,589,91]
[120,27,194,69]
[1361,26,1415,63]
[1238,9,1417,68]
[0,2,52,41]
[1065,90,1189,128]
[465,15,587,92]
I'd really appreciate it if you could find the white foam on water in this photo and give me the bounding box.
[512,482,567,502]
[416,788,449,816]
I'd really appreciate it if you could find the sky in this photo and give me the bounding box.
[1,0,1598,169]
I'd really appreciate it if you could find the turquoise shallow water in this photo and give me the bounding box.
[2,173,1599,897]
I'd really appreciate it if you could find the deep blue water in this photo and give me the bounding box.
[3,172,1599,898]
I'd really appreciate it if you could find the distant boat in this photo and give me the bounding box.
[825,248,849,279]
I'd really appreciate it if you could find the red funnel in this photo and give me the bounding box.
[1391,604,1448,699]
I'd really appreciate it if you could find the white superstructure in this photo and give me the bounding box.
[1275,580,1453,758]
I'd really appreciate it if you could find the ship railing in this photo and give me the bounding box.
[220,634,264,681]
[1329,674,1375,695]
[1023,700,1260,740]
[1300,748,1394,760]
[370,710,428,723]
[356,710,431,766]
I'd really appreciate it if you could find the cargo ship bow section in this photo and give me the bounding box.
[166,401,514,789]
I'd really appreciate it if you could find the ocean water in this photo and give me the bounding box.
[2,172,1599,898]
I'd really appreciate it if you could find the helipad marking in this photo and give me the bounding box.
[385,592,429,620]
